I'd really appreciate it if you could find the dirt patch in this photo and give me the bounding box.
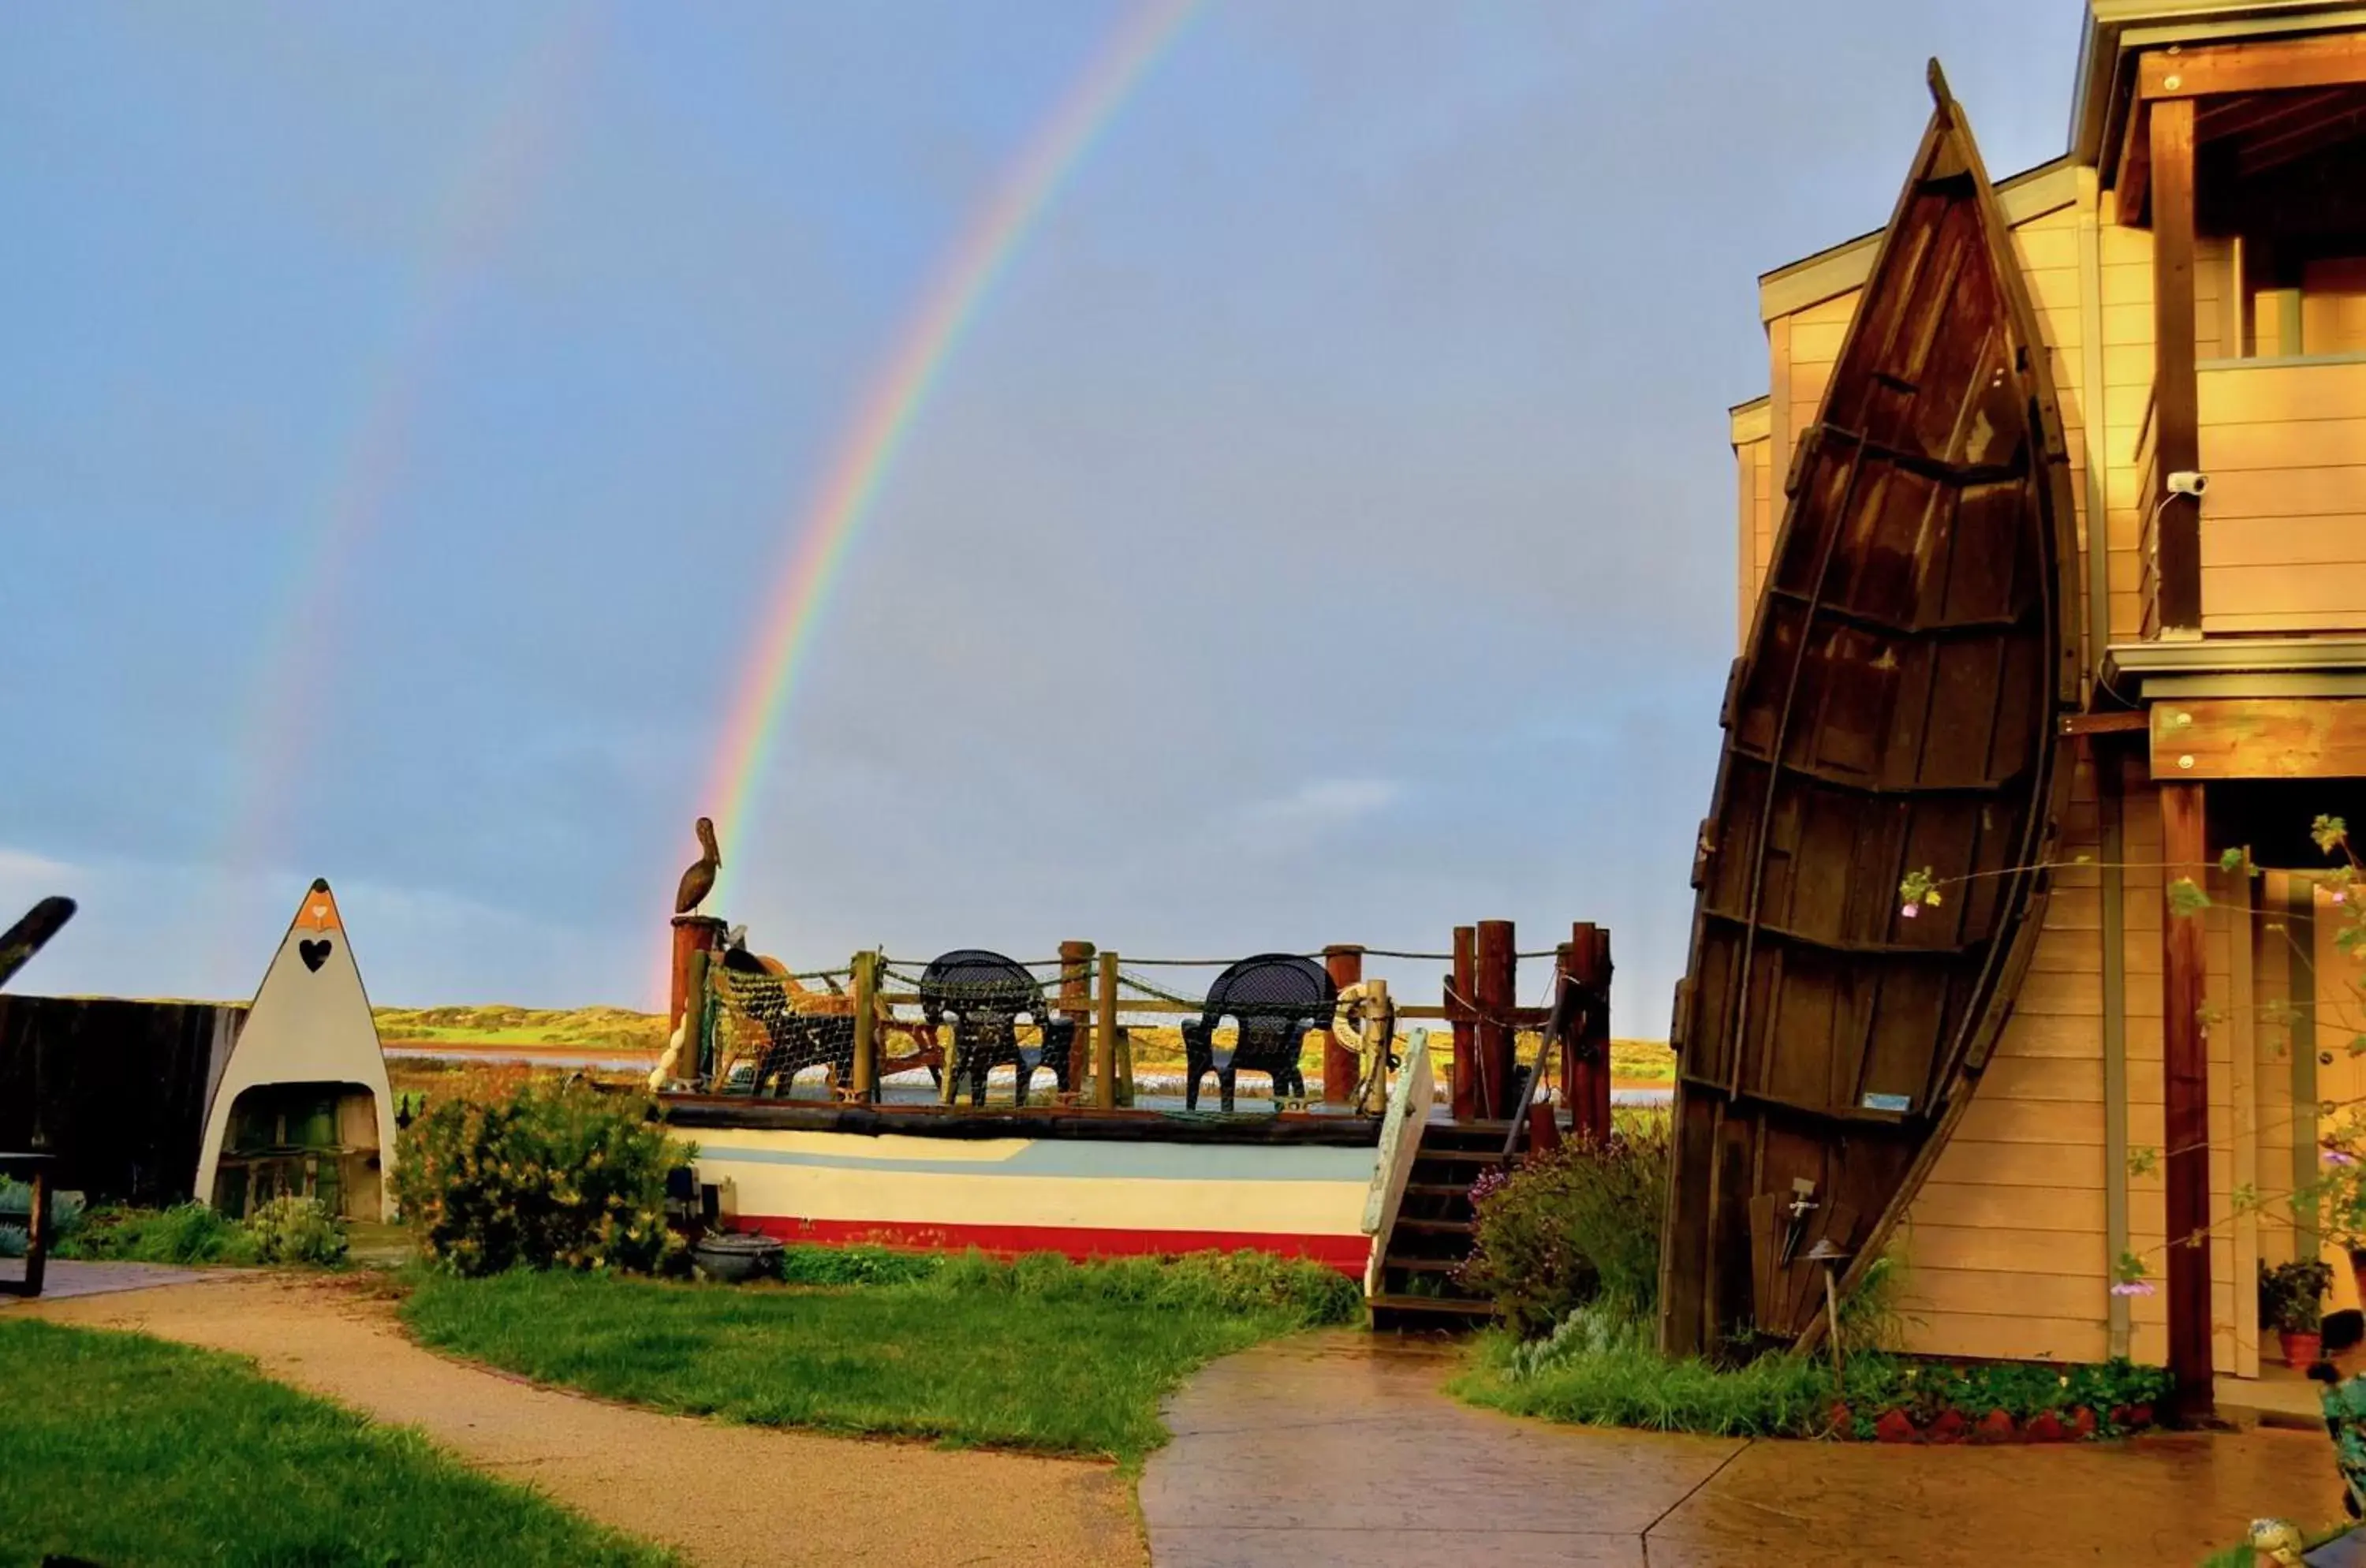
[31,1275,1144,1568]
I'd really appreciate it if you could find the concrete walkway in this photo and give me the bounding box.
[1139,1331,2353,1566]
[28,1275,1144,1568]
[0,1258,217,1300]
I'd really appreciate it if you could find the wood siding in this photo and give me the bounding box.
[2196,357,2366,633]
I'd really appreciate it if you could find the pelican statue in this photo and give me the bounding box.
[676,816,721,915]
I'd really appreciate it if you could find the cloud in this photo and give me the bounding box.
[1235,777,1403,842]
[0,844,638,1009]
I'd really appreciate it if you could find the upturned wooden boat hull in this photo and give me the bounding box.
[1658,65,2079,1357]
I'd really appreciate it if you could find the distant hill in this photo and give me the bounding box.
[371,1002,1676,1084]
[373,1004,666,1053]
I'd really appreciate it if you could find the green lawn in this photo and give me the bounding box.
[0,1317,670,1568]
[401,1249,1357,1466]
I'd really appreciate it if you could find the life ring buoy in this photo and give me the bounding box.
[1332,980,1397,1114]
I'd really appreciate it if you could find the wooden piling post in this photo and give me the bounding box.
[1562,923,1614,1144]
[1095,951,1120,1111]
[678,943,715,1088]
[1061,941,1095,1095]
[1475,920,1517,1122]
[1321,945,1364,1106]
[1450,927,1477,1121]
[670,915,727,1032]
[852,950,879,1102]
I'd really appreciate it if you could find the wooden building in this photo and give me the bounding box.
[1729,3,2366,1413]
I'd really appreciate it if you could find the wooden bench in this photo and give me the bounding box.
[0,1151,56,1298]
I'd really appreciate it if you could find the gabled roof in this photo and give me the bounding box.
[1758,2,2366,321]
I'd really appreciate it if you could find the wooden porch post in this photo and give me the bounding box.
[1060,940,1095,1095]
[2150,94,2203,637]
[1094,951,1119,1111]
[2161,780,2215,1420]
[1450,926,1476,1121]
[1321,946,1364,1106]
[1476,920,1517,1122]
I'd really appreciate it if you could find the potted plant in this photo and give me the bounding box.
[2262,1258,2334,1365]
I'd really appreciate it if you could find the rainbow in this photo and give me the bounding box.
[698,0,1203,908]
[208,16,602,974]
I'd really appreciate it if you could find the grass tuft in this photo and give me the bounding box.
[0,1317,669,1566]
[401,1248,1357,1466]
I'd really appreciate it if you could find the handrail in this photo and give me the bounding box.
[1360,1028,1433,1299]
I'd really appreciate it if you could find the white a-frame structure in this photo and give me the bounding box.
[195,879,397,1220]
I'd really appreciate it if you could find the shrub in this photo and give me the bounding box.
[392,1078,690,1276]
[1458,1299,2174,1439]
[929,1248,1363,1324]
[56,1202,253,1265]
[241,1196,348,1265]
[775,1244,943,1287]
[0,1178,84,1257]
[2261,1257,2334,1333]
[1459,1114,1669,1337]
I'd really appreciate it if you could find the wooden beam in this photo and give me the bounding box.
[2062,710,2151,736]
[2151,698,2366,778]
[1476,920,1517,1122]
[2160,780,2215,1424]
[1095,950,1118,1111]
[2151,95,2203,637]
[1450,926,1476,1121]
[2115,94,2152,225]
[2140,34,2366,100]
[1322,945,1362,1107]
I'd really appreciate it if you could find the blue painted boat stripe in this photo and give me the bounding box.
[699,1143,1377,1182]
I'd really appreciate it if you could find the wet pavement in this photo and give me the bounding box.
[1139,1331,2354,1567]
[0,1259,219,1301]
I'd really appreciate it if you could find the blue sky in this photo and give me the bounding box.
[0,2,2081,1017]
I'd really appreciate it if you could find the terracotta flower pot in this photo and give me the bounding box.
[1827,1401,1852,1437]
[1927,1408,1968,1444]
[2069,1406,2098,1440]
[2125,1402,2153,1429]
[2024,1411,2068,1443]
[2281,1329,2323,1367]
[1874,1409,1918,1444]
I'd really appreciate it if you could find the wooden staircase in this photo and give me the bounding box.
[1368,1118,1510,1329]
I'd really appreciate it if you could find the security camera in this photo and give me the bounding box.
[2167,471,2209,498]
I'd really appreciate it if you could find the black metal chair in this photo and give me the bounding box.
[1181,954,1335,1112]
[918,950,1077,1107]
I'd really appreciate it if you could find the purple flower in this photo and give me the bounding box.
[1900,902,1920,920]
[2336,890,2350,905]
[2327,1149,2360,1167]
[2110,1279,2156,1297]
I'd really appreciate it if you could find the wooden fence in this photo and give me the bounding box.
[0,995,243,1204]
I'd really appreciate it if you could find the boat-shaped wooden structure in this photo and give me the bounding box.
[1658,65,2080,1358]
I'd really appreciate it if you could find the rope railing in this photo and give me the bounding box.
[681,924,1613,1125]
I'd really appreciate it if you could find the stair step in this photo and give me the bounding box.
[1366,1293,1498,1319]
[1392,1217,1475,1236]
[1401,1183,1476,1199]
[1414,1148,1507,1165]
[1385,1255,1471,1274]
